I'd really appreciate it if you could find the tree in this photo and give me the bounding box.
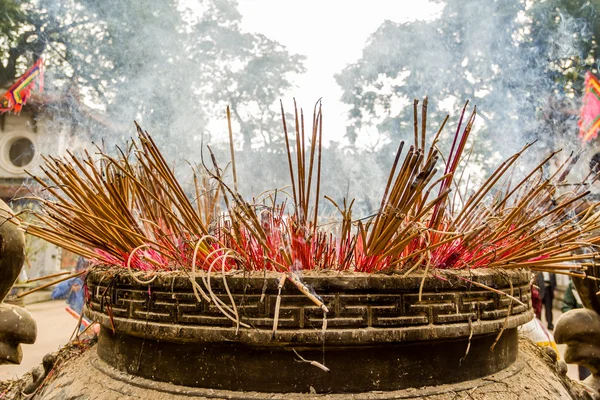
[0,0,305,155]
[185,2,305,151]
[528,0,600,95]
[335,0,596,160]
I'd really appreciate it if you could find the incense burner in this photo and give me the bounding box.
[85,267,531,394]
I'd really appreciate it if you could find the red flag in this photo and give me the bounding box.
[579,71,600,142]
[0,58,44,114]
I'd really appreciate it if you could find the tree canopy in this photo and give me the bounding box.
[335,0,599,158]
[0,0,305,153]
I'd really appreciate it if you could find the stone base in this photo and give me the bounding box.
[30,339,592,400]
[97,326,518,393]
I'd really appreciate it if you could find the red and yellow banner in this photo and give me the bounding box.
[579,71,600,142]
[0,58,44,114]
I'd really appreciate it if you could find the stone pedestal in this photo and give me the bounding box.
[29,338,593,399]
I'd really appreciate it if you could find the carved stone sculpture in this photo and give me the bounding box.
[555,308,600,392]
[555,264,600,395]
[0,199,36,365]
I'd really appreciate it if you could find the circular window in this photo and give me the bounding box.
[8,137,35,167]
[0,133,38,175]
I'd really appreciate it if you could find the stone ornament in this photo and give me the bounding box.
[0,199,36,365]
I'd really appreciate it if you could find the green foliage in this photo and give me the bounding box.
[185,3,305,150]
[0,0,305,153]
[335,0,598,157]
[528,0,600,94]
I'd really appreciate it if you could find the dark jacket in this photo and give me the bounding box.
[536,272,556,301]
[561,281,583,313]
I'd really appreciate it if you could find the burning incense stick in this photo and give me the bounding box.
[19,99,600,299]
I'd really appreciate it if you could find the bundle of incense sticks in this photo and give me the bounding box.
[19,99,600,283]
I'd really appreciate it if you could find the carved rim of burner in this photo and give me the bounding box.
[84,267,532,393]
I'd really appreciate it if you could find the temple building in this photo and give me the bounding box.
[0,92,100,281]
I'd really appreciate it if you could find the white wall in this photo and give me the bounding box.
[2,110,90,279]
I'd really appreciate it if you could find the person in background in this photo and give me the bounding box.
[51,257,88,316]
[536,271,556,330]
[519,315,559,356]
[531,279,542,320]
[521,278,559,359]
[589,152,600,174]
[562,278,592,381]
[562,279,584,314]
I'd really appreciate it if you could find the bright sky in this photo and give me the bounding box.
[238,0,443,144]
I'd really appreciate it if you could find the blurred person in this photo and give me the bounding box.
[589,152,600,174]
[521,277,562,373]
[51,276,84,314]
[531,279,542,320]
[561,278,592,380]
[51,257,89,327]
[536,271,556,330]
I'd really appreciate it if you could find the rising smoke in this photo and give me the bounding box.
[335,0,595,202]
[26,0,599,220]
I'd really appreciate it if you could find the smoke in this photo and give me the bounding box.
[333,0,596,204]
[17,0,599,223]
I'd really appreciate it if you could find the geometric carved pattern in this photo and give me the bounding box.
[86,268,531,393]
[86,268,531,331]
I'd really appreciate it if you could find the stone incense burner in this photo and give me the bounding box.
[85,267,532,394]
